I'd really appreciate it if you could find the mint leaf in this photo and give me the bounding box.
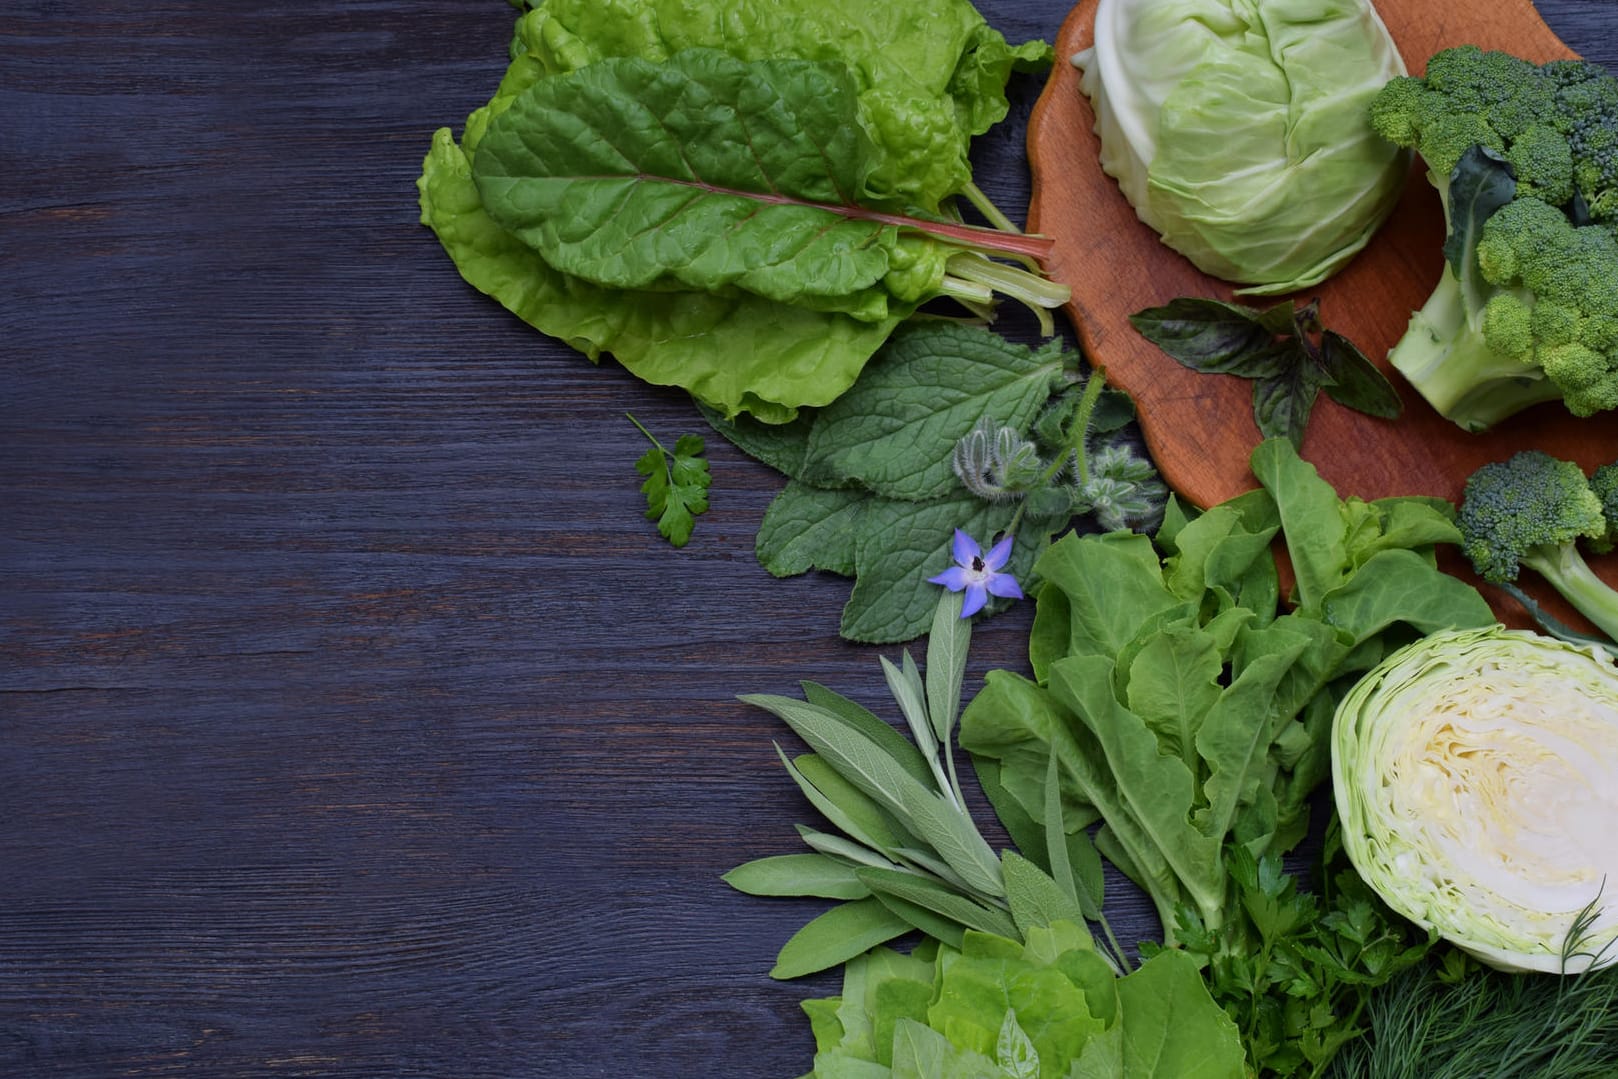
[629,414,711,547]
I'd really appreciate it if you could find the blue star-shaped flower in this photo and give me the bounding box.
[928,529,1024,617]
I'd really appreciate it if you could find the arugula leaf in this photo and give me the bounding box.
[628,414,710,547]
[1129,297,1400,448]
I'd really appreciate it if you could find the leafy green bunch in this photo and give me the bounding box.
[419,0,1059,424]
[705,322,1165,643]
[958,439,1495,1073]
[802,923,1246,1077]
[725,590,1127,981]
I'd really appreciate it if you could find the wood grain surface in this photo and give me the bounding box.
[2,4,1615,1077]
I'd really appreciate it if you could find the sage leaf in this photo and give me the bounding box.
[869,894,967,951]
[896,784,1005,899]
[798,681,935,788]
[925,589,970,746]
[881,652,935,758]
[777,746,907,857]
[770,896,912,979]
[723,853,872,900]
[743,693,936,819]
[855,866,1018,939]
[1002,850,1089,940]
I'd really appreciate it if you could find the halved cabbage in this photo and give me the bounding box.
[1073,0,1409,294]
[1332,626,1618,973]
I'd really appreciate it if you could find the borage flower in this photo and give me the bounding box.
[928,528,1024,618]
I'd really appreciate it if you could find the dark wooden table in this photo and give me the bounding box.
[5,4,1615,1076]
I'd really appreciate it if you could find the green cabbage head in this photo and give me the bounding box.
[1073,0,1408,294]
[1332,626,1618,973]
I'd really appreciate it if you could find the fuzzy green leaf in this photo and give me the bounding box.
[723,853,872,900]
[771,897,913,979]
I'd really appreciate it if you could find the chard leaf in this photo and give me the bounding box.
[771,897,913,979]
[513,0,1052,210]
[474,50,916,318]
[419,125,896,422]
[723,853,872,900]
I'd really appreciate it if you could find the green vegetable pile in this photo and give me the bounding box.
[707,322,1164,642]
[415,5,1618,1076]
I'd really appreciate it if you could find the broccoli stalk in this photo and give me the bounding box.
[1515,540,1618,641]
[1386,259,1564,430]
[1458,450,1618,643]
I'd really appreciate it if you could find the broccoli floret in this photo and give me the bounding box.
[1370,48,1618,430]
[1458,450,1618,641]
[1590,462,1618,554]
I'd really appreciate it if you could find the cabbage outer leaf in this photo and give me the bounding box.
[1075,0,1408,293]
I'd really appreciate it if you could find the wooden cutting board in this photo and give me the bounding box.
[1028,0,1618,627]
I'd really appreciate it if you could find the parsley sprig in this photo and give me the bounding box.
[628,413,711,548]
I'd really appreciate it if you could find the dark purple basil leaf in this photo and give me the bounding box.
[1128,298,1282,376]
[1317,331,1403,419]
[1252,369,1324,449]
